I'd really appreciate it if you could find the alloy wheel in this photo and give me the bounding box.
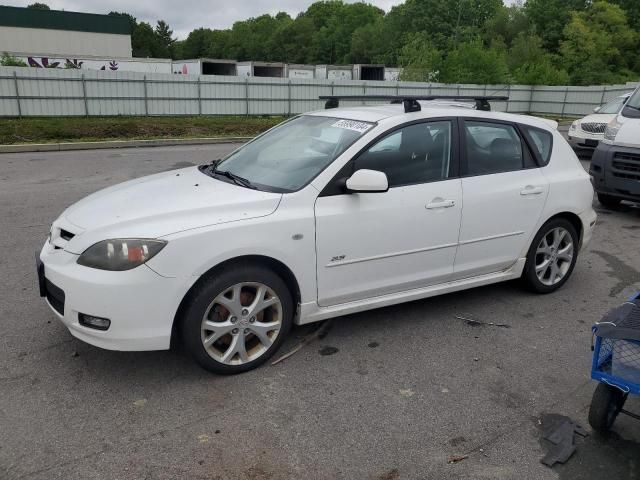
[200,282,282,365]
[534,227,574,286]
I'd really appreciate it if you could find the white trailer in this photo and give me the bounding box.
[384,67,402,82]
[285,64,315,79]
[353,64,385,81]
[315,65,353,80]
[172,58,237,76]
[237,61,285,78]
[8,51,172,73]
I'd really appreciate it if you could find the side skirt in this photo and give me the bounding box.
[297,258,526,325]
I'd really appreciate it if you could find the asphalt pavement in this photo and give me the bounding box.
[1,142,639,480]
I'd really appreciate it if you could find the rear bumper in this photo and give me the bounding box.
[38,241,186,351]
[578,208,597,251]
[590,143,640,201]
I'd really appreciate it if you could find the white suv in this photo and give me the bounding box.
[568,93,632,150]
[37,96,597,374]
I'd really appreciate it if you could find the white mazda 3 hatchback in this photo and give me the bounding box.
[37,96,597,374]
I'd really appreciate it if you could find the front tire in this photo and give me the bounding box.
[181,264,294,374]
[522,218,579,293]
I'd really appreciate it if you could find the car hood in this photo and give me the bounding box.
[578,113,616,125]
[612,114,640,148]
[61,167,282,254]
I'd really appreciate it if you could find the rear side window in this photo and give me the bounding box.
[463,121,524,175]
[522,126,553,166]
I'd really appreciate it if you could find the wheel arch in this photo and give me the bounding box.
[543,211,584,247]
[170,255,301,348]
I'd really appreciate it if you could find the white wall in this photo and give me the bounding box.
[10,53,172,73]
[0,66,635,118]
[0,26,132,58]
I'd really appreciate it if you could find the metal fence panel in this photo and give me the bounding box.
[0,66,636,118]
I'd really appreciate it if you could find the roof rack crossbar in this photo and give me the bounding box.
[319,95,509,112]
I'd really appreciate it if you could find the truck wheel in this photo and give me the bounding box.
[588,383,626,432]
[597,193,622,209]
[181,264,294,374]
[522,218,578,293]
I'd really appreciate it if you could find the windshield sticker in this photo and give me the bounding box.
[331,119,373,134]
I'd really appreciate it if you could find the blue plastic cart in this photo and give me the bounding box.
[589,291,640,432]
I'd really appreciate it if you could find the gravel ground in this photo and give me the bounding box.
[0,141,639,480]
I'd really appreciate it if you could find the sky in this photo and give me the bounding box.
[7,0,407,39]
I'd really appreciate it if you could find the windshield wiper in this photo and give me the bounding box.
[209,161,256,190]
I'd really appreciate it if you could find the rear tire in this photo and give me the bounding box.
[597,193,622,209]
[522,218,578,294]
[589,383,626,432]
[180,264,294,374]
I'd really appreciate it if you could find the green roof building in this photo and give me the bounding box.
[0,5,132,58]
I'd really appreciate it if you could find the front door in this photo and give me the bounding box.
[314,119,463,306]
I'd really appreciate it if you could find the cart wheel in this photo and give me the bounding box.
[588,383,627,432]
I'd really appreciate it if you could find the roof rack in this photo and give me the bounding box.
[318,95,509,113]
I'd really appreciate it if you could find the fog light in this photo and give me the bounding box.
[79,313,111,331]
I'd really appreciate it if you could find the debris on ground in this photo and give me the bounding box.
[447,454,469,464]
[399,389,415,398]
[455,315,511,328]
[540,414,588,467]
[271,320,333,366]
[318,346,339,356]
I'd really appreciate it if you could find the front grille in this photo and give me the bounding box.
[581,122,607,134]
[59,229,75,241]
[45,279,65,315]
[612,152,640,180]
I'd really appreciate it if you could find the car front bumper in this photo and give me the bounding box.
[568,129,602,149]
[38,241,186,351]
[590,143,640,201]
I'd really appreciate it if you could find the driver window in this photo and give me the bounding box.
[354,121,452,187]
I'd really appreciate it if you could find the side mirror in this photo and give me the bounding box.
[345,169,389,193]
[593,106,601,113]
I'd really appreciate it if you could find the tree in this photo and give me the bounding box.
[397,33,442,82]
[182,28,216,59]
[560,1,638,85]
[509,34,569,85]
[439,40,510,84]
[132,22,161,58]
[525,0,588,52]
[384,0,503,51]
[27,3,49,9]
[609,0,640,31]
[483,2,530,48]
[155,20,176,58]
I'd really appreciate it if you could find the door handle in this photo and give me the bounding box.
[426,198,456,209]
[520,185,544,196]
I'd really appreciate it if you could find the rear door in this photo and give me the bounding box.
[454,119,549,278]
[314,119,462,306]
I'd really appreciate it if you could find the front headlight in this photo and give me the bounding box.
[603,117,622,144]
[570,120,578,131]
[77,239,167,271]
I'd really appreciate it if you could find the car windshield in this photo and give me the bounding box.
[599,96,627,114]
[212,115,374,192]
[626,89,640,110]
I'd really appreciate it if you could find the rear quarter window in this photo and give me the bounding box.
[522,126,553,166]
